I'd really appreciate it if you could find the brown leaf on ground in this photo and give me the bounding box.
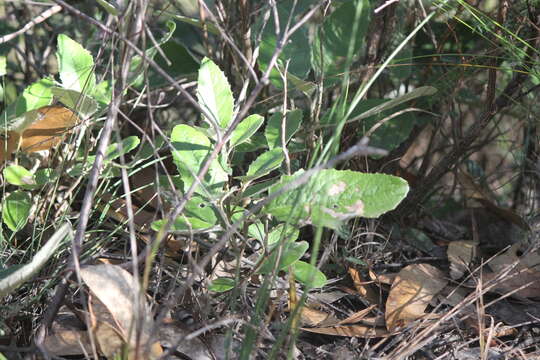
[447,240,477,279]
[385,264,448,331]
[300,306,336,327]
[80,264,162,359]
[484,243,540,299]
[42,309,94,356]
[301,324,392,338]
[301,305,391,337]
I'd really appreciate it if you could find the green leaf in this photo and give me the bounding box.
[3,165,35,187]
[96,0,119,15]
[35,168,58,185]
[171,14,219,35]
[171,124,228,196]
[243,178,278,198]
[256,1,313,84]
[197,57,234,128]
[312,0,370,79]
[105,136,140,162]
[51,87,99,118]
[293,261,327,288]
[248,222,299,246]
[267,223,299,246]
[151,196,217,232]
[0,223,72,299]
[209,277,236,292]
[239,148,284,182]
[347,86,437,123]
[230,114,264,147]
[1,78,54,125]
[153,24,199,86]
[2,190,32,231]
[56,34,96,92]
[265,170,409,230]
[258,241,308,274]
[265,110,303,149]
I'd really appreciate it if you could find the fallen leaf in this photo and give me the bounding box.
[385,264,447,331]
[485,243,540,298]
[300,306,335,327]
[20,105,80,153]
[447,240,477,279]
[300,305,390,337]
[42,309,93,356]
[80,264,161,359]
[89,296,125,359]
[301,324,391,338]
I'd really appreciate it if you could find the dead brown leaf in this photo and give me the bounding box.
[485,243,540,298]
[385,264,447,331]
[80,264,162,359]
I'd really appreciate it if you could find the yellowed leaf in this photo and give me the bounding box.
[385,264,447,331]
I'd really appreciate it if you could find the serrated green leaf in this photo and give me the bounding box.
[106,136,140,162]
[197,57,234,128]
[2,190,32,231]
[239,148,284,182]
[171,124,228,196]
[3,165,35,187]
[209,277,236,292]
[293,261,327,288]
[231,114,264,147]
[265,110,303,149]
[56,34,96,92]
[265,170,409,230]
[258,241,308,274]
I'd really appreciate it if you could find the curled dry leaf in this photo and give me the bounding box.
[447,240,477,280]
[385,264,447,331]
